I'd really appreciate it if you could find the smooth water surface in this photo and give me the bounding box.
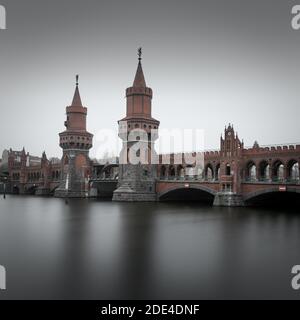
[0,195,299,299]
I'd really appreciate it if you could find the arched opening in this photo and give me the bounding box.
[272,160,284,182]
[12,185,19,194]
[215,164,220,181]
[226,164,231,176]
[245,190,300,207]
[205,164,214,181]
[246,161,256,182]
[168,166,176,180]
[159,187,215,204]
[259,160,270,181]
[49,185,59,196]
[160,166,166,179]
[176,165,184,180]
[287,160,299,182]
[26,185,38,195]
[185,165,194,179]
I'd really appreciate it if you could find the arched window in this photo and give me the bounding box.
[226,164,231,176]
[160,166,166,179]
[272,160,284,182]
[168,166,175,179]
[205,164,214,181]
[246,161,256,182]
[177,165,184,179]
[287,160,299,182]
[215,164,220,181]
[291,163,299,181]
[259,160,270,181]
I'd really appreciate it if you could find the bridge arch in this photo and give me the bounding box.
[244,187,300,207]
[158,184,216,203]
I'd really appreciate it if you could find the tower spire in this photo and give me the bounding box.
[71,74,82,106]
[133,47,146,87]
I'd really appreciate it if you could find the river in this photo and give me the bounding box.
[0,195,299,299]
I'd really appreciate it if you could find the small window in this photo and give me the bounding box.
[226,164,231,175]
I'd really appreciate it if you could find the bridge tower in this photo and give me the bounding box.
[55,76,93,198]
[113,48,160,201]
[213,124,245,206]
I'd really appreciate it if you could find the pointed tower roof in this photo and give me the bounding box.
[133,47,146,87]
[71,75,83,106]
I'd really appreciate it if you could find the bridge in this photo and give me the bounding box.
[3,132,300,207]
[155,178,300,206]
[154,136,300,206]
[1,54,299,206]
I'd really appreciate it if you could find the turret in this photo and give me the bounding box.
[113,49,159,202]
[55,76,93,198]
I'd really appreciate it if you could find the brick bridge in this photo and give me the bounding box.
[2,126,300,206]
[87,124,300,206]
[154,125,300,205]
[1,54,299,206]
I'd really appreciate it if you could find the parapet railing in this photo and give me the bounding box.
[157,176,219,183]
[243,177,300,184]
[243,142,300,152]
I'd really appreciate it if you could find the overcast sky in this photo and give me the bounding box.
[0,0,300,158]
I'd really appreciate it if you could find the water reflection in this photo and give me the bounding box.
[0,196,299,299]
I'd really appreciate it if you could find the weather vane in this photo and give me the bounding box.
[138,47,142,61]
[76,74,79,86]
